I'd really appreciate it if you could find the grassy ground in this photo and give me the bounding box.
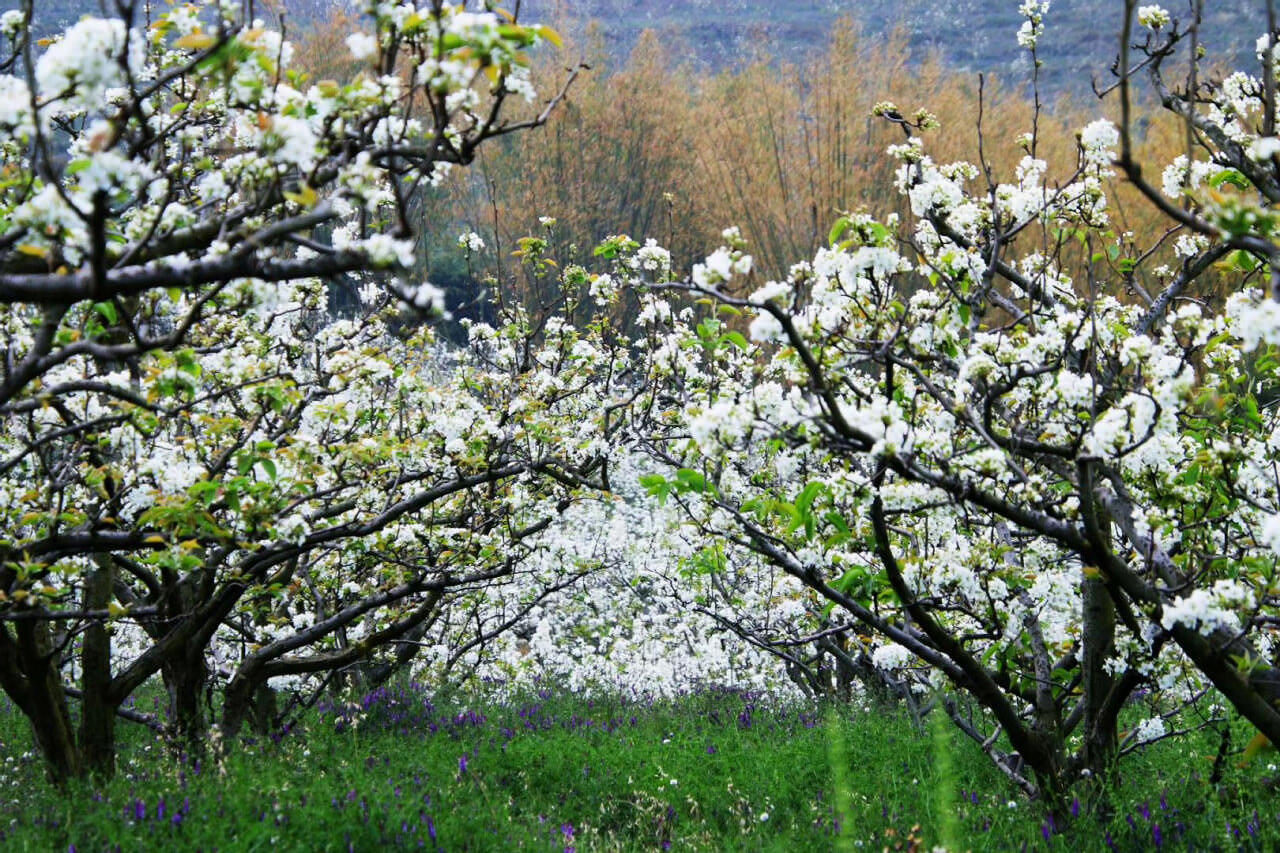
[0,684,1277,851]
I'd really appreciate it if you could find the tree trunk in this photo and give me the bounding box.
[162,647,211,748]
[251,682,278,736]
[1081,572,1118,789]
[1076,577,1121,823]
[79,558,117,778]
[220,659,264,739]
[15,622,81,784]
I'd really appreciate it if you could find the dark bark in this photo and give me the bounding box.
[79,558,117,778]
[1080,571,1118,812]
[161,647,212,747]
[220,659,264,741]
[14,622,80,783]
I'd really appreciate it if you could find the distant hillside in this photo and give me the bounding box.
[0,0,341,37]
[3,0,1268,98]
[523,0,1266,96]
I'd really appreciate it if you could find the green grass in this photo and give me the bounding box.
[0,685,1278,851]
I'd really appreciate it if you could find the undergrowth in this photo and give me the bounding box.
[0,685,1276,851]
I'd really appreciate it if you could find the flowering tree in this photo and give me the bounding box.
[628,0,1280,809]
[0,0,602,783]
[401,230,816,701]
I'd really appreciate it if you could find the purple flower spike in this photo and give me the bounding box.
[427,815,436,842]
[1153,823,1163,847]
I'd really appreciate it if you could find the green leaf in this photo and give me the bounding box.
[1242,394,1263,428]
[92,301,118,325]
[284,183,318,208]
[1208,168,1251,191]
[824,511,850,536]
[1229,249,1258,272]
[535,24,563,47]
[830,567,866,597]
[795,481,825,516]
[176,32,215,50]
[498,24,535,45]
[828,216,852,247]
[188,480,219,506]
[686,544,726,576]
[175,349,202,377]
[639,474,671,505]
[770,500,799,528]
[675,468,707,494]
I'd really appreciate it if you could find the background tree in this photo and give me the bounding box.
[404,8,1233,337]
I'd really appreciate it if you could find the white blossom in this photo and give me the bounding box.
[1136,5,1170,29]
[36,17,143,112]
[1131,717,1167,744]
[346,32,378,60]
[1079,119,1118,167]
